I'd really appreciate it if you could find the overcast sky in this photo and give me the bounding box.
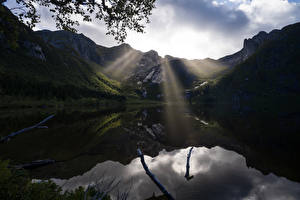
[5,0,300,59]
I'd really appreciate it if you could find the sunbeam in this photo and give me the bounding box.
[182,59,228,79]
[103,49,142,80]
[162,59,186,103]
[162,58,193,146]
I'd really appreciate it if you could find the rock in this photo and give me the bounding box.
[23,41,46,60]
[144,125,156,139]
[143,70,155,82]
[152,123,165,137]
[200,120,209,125]
[200,81,208,87]
[130,51,163,83]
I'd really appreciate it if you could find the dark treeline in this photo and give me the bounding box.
[0,74,125,101]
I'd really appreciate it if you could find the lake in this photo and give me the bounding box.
[1,105,300,199]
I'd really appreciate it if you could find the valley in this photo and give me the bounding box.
[1,3,300,200]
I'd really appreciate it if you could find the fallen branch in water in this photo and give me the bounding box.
[137,148,175,200]
[0,114,55,143]
[184,147,194,181]
[14,159,55,169]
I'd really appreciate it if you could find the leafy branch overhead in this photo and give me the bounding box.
[2,0,156,42]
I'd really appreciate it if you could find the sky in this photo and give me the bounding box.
[5,0,300,59]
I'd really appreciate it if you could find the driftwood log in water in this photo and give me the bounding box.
[137,148,175,200]
[14,159,55,169]
[185,147,194,181]
[0,114,55,143]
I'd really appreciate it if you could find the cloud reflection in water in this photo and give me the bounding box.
[53,147,300,200]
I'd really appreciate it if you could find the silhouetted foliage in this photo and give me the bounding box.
[2,0,156,42]
[0,160,111,200]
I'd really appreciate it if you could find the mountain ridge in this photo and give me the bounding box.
[2,2,300,105]
[35,24,289,89]
[0,5,124,106]
[36,23,287,69]
[202,21,300,115]
[34,22,300,102]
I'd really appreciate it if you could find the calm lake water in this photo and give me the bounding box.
[1,105,300,199]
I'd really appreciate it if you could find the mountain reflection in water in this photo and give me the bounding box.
[1,106,300,199]
[53,146,300,200]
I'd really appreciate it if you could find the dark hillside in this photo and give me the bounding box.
[0,5,123,105]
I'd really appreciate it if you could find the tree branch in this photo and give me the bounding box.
[0,114,55,143]
[184,147,194,181]
[137,148,175,200]
[49,0,72,7]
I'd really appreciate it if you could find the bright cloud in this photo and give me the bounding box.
[125,0,300,59]
[4,0,300,59]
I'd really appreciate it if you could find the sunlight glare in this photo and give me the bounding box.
[103,50,142,80]
[161,59,193,145]
[182,59,228,78]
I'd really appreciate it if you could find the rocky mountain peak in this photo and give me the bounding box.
[36,30,101,63]
[219,29,282,67]
[140,50,161,65]
[114,43,134,52]
[164,55,175,60]
[144,50,159,57]
[119,43,131,48]
[36,30,96,48]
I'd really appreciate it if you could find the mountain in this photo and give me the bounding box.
[36,30,164,83]
[35,29,233,97]
[218,29,281,67]
[3,2,300,106]
[35,30,140,67]
[35,26,282,101]
[208,22,300,115]
[0,5,123,106]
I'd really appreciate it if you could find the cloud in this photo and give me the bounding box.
[159,0,250,34]
[124,0,246,59]
[33,4,119,47]
[125,0,300,59]
[5,0,300,59]
[53,147,300,200]
[238,0,300,30]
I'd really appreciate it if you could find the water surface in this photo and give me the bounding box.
[53,146,300,200]
[1,105,300,199]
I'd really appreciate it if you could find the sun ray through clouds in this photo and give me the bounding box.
[161,58,193,146]
[103,49,142,80]
[181,59,228,79]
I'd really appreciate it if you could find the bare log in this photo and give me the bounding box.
[14,159,55,169]
[137,148,175,200]
[184,147,194,181]
[0,114,54,143]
